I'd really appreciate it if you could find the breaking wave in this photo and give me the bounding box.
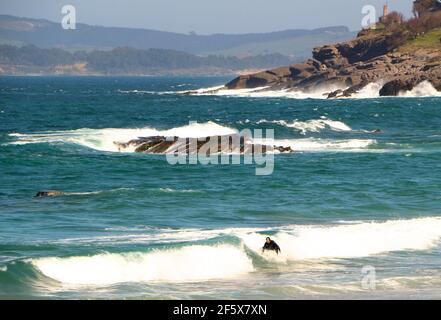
[257,118,352,135]
[118,89,176,95]
[191,81,440,99]
[32,245,253,285]
[191,86,328,99]
[8,121,375,153]
[352,82,383,98]
[241,217,441,261]
[398,81,441,98]
[29,217,441,285]
[8,122,238,153]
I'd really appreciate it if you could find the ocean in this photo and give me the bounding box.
[1,76,441,299]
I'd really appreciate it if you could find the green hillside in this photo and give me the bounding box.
[204,31,356,58]
[401,28,441,51]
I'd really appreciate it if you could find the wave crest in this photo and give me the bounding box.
[241,217,441,260]
[257,118,352,135]
[8,122,237,152]
[191,81,440,99]
[398,81,441,98]
[29,217,441,285]
[32,245,253,285]
[8,121,374,153]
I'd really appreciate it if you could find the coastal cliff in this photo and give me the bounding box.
[205,2,441,98]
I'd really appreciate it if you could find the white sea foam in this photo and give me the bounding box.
[33,217,441,285]
[59,188,135,196]
[118,89,176,95]
[192,81,441,99]
[268,138,376,152]
[32,245,254,285]
[351,81,441,98]
[240,217,441,261]
[192,86,328,99]
[0,266,7,272]
[352,82,383,98]
[398,81,441,98]
[184,85,227,94]
[257,118,352,135]
[55,227,268,246]
[8,122,374,153]
[8,122,238,152]
[157,188,203,193]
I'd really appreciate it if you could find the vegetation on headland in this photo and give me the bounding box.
[400,28,441,52]
[360,0,441,50]
[221,0,441,97]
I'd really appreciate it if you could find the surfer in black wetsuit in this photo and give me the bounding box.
[34,191,63,198]
[262,237,281,254]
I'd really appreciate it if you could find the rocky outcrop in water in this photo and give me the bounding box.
[114,135,293,154]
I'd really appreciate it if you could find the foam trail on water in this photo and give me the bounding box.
[240,217,441,261]
[8,122,238,152]
[182,85,226,94]
[8,122,374,153]
[192,86,329,99]
[157,188,203,194]
[32,245,254,285]
[257,118,352,134]
[263,138,376,152]
[54,188,135,197]
[192,81,441,99]
[118,89,177,95]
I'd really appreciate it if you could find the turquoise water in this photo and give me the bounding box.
[1,76,441,299]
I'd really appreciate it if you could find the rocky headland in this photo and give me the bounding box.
[190,1,441,98]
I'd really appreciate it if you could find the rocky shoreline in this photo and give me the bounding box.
[187,23,441,98]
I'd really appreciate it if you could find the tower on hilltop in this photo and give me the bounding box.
[383,3,389,17]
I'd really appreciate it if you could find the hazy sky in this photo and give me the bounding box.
[0,0,414,34]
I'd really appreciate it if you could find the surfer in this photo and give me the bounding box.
[34,191,63,198]
[262,237,281,254]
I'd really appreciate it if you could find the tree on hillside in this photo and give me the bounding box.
[413,0,441,17]
[423,11,441,29]
[382,11,405,27]
[407,11,441,37]
[407,17,425,37]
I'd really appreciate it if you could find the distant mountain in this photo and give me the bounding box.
[0,15,355,59]
[0,45,296,75]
